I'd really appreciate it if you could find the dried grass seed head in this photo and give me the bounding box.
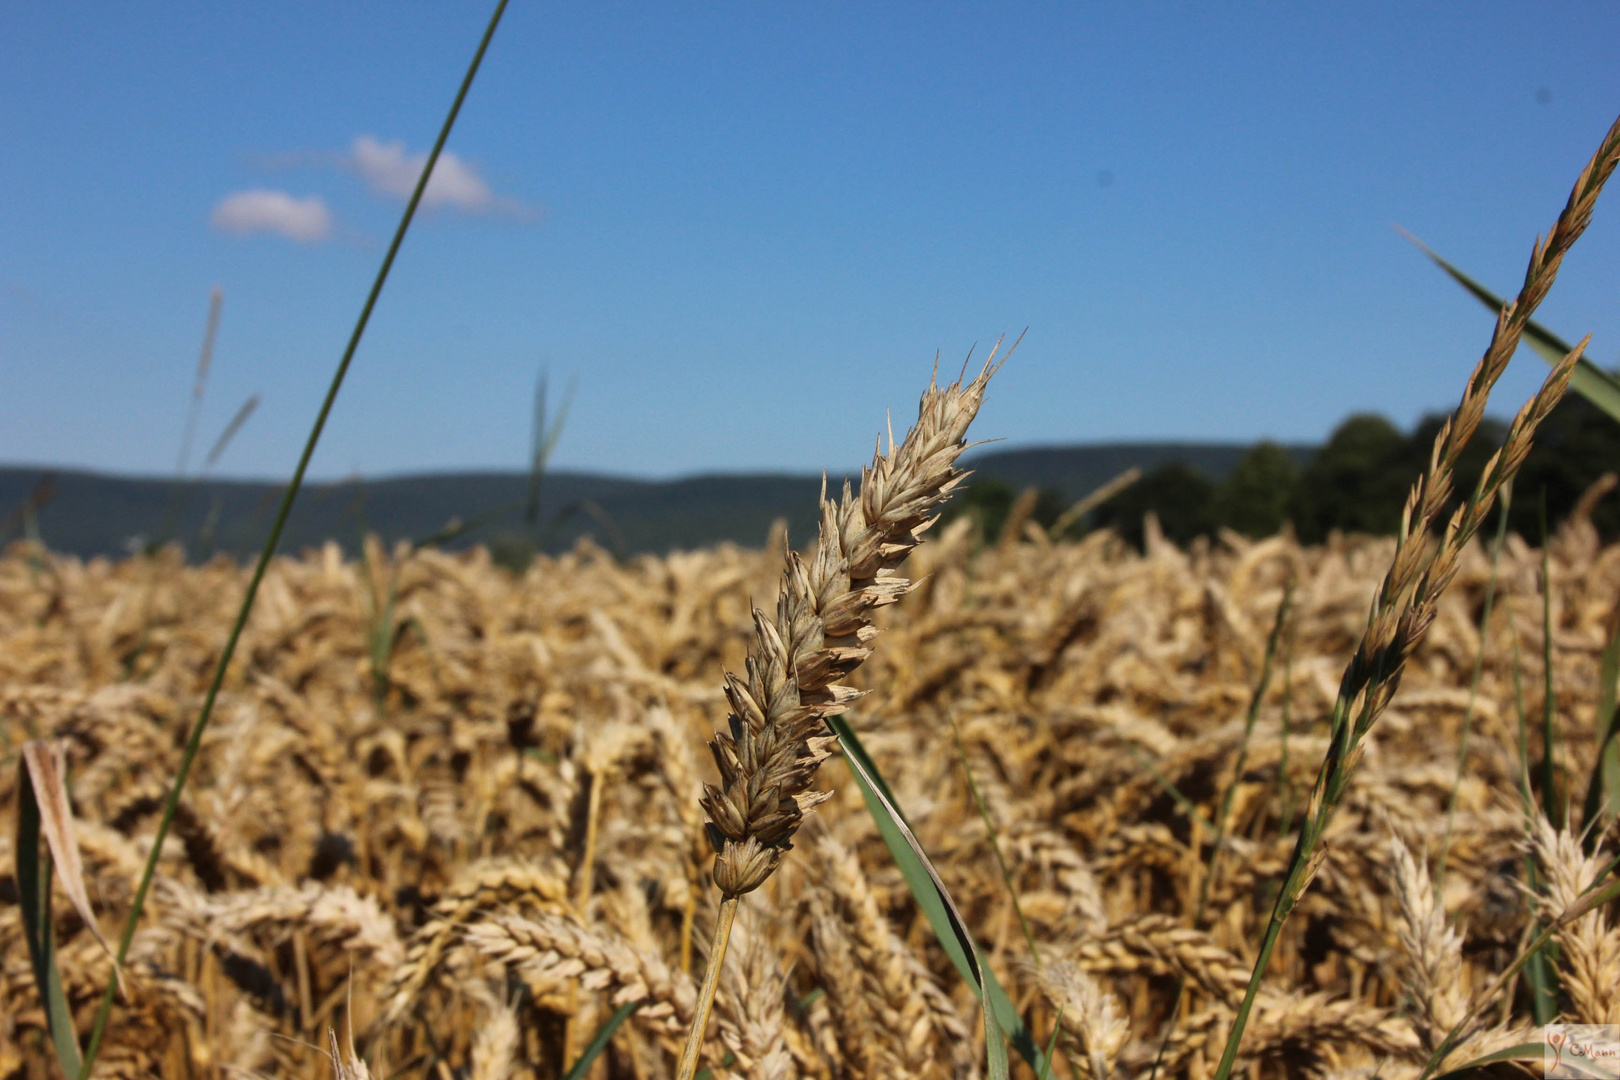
[700,355,1003,896]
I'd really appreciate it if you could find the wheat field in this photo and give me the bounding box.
[3,492,1618,1078]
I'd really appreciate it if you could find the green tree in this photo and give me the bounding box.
[1291,414,1410,543]
[940,478,1066,543]
[1210,441,1301,538]
[1508,395,1620,540]
[1093,462,1215,550]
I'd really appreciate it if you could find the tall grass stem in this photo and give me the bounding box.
[75,5,509,1073]
[1197,581,1292,925]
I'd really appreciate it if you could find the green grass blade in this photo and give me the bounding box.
[1427,1043,1554,1080]
[74,4,511,1075]
[201,393,260,472]
[1401,228,1620,422]
[410,498,522,551]
[1124,743,1216,834]
[17,760,84,1078]
[562,1000,639,1080]
[1036,1005,1065,1080]
[984,990,1011,1080]
[1583,610,1620,846]
[1199,582,1292,924]
[525,371,577,527]
[1419,872,1620,1080]
[828,715,1048,1074]
[948,713,1041,966]
[1276,618,1297,837]
[1506,605,1560,1024]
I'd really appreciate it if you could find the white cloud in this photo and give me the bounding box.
[349,135,520,214]
[211,189,332,242]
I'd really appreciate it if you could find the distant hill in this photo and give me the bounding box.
[963,442,1314,502]
[0,441,1312,561]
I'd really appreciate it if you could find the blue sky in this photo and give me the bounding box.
[3,3,1620,482]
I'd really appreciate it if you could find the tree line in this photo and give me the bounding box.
[954,394,1620,548]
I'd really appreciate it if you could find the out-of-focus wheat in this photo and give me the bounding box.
[3,470,1620,1075]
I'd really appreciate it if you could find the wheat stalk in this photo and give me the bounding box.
[676,348,1005,1079]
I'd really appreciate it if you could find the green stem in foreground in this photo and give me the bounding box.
[948,713,1042,968]
[1198,581,1292,926]
[675,895,739,1080]
[75,5,509,1074]
[1276,615,1298,838]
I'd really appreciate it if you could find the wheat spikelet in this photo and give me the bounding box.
[811,833,946,1076]
[715,900,794,1080]
[1032,959,1129,1080]
[467,984,522,1080]
[1527,814,1620,1025]
[807,888,881,1079]
[700,354,1004,897]
[378,856,569,1025]
[1388,832,1468,1049]
[464,909,696,1032]
[1069,914,1253,1006]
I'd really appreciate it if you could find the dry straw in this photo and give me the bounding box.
[7,450,1620,1076]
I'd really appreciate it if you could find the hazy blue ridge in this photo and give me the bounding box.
[0,441,1309,562]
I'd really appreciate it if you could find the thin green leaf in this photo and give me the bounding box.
[1276,617,1298,838]
[1036,1005,1065,1080]
[694,1052,736,1080]
[1419,874,1620,1080]
[833,712,907,821]
[526,372,577,527]
[1199,582,1292,925]
[18,757,84,1078]
[75,4,512,1075]
[1427,1042,1551,1080]
[828,715,1048,1074]
[1401,228,1620,423]
[948,712,1041,966]
[562,1000,639,1080]
[1583,614,1620,846]
[984,988,1011,1080]
[409,498,522,551]
[1506,605,1561,1024]
[1124,743,1216,835]
[21,742,119,978]
[202,394,260,471]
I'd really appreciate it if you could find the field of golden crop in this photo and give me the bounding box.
[3,500,1618,1079]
